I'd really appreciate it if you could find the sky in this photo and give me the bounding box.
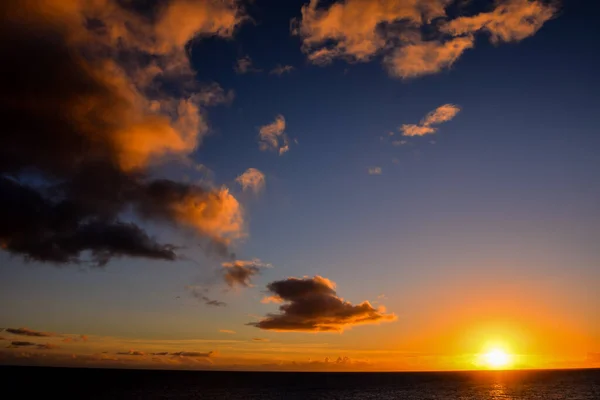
[0,0,599,371]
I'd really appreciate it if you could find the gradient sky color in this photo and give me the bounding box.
[1,0,599,371]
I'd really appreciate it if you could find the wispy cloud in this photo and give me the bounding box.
[222,259,272,288]
[236,168,266,193]
[235,55,261,74]
[219,330,236,334]
[250,276,396,332]
[269,64,294,76]
[187,286,227,307]
[294,0,557,78]
[4,327,53,337]
[368,167,382,175]
[258,115,290,155]
[401,104,461,137]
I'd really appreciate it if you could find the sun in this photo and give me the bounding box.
[481,348,513,369]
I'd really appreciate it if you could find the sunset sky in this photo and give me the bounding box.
[0,0,598,371]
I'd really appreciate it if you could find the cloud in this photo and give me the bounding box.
[269,64,294,76]
[249,276,396,332]
[171,351,215,358]
[187,285,227,306]
[441,0,557,43]
[219,330,236,334]
[368,167,382,175]
[117,350,146,356]
[236,168,266,193]
[384,36,475,79]
[258,115,290,155]
[401,104,461,136]
[294,0,556,78]
[5,328,53,337]
[6,341,58,350]
[0,0,246,265]
[222,259,272,288]
[8,341,36,348]
[235,55,261,74]
[252,338,270,342]
[392,140,408,146]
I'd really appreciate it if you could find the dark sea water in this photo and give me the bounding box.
[3,366,599,399]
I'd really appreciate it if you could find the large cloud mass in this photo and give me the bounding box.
[250,276,396,332]
[295,0,557,78]
[0,0,245,265]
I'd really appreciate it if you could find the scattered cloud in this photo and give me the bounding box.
[258,115,290,155]
[236,168,266,193]
[222,259,272,288]
[401,104,461,137]
[7,341,59,350]
[252,338,270,342]
[269,64,295,76]
[294,0,556,78]
[0,0,246,265]
[172,351,216,358]
[187,286,227,307]
[219,330,236,334]
[392,140,408,146]
[4,328,53,337]
[117,350,146,356]
[249,276,396,332]
[235,55,261,74]
[368,167,382,175]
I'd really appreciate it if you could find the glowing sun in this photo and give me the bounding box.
[482,348,512,369]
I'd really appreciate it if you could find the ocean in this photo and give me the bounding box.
[3,366,599,399]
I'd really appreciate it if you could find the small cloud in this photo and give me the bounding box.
[258,115,290,155]
[269,64,294,76]
[391,158,399,164]
[392,140,408,146]
[8,341,36,348]
[219,329,236,334]
[222,259,272,288]
[171,351,215,358]
[37,343,60,350]
[187,286,227,307]
[236,168,266,194]
[401,104,461,137]
[151,352,169,356]
[368,167,382,175]
[252,338,270,342]
[235,55,261,74]
[117,350,146,356]
[249,275,396,332]
[5,327,53,337]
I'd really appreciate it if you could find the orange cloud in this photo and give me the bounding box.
[258,115,290,155]
[236,168,266,193]
[295,0,447,64]
[250,276,396,332]
[384,36,475,79]
[368,167,382,175]
[401,104,461,136]
[295,0,556,78]
[442,0,557,43]
[219,330,236,334]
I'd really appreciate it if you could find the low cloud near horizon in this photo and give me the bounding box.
[250,276,396,332]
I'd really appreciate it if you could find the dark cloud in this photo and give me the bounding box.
[221,259,270,288]
[187,286,227,307]
[8,341,36,347]
[117,350,146,356]
[0,0,244,266]
[249,276,396,332]
[252,338,270,342]
[171,351,215,358]
[151,352,169,356]
[5,328,53,337]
